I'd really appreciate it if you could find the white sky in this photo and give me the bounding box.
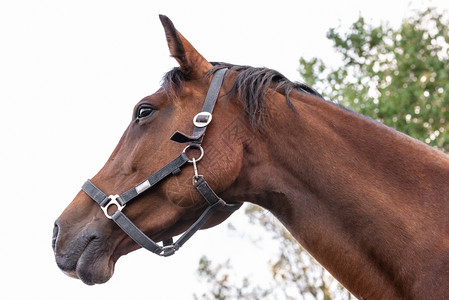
[1,0,448,299]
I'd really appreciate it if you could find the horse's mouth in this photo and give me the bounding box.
[54,233,115,285]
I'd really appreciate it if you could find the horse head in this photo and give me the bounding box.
[52,15,249,285]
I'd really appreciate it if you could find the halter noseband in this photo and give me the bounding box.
[81,68,242,257]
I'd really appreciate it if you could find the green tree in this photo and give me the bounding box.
[195,8,449,300]
[300,8,449,150]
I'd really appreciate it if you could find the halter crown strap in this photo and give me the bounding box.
[81,68,242,257]
[170,68,227,144]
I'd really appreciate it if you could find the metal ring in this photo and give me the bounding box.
[183,144,204,163]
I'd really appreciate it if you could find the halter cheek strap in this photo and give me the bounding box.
[81,68,242,257]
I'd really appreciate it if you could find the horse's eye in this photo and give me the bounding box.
[136,105,154,121]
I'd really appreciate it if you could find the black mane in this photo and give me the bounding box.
[162,62,323,126]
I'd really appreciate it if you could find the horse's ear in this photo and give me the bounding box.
[159,15,212,79]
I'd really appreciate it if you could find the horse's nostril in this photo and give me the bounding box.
[52,223,59,252]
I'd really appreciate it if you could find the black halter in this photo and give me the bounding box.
[81,68,241,257]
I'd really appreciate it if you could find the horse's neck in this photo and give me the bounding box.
[238,91,449,299]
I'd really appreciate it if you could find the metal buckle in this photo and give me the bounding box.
[102,195,125,219]
[193,112,212,128]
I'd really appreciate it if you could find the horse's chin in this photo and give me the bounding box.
[59,254,115,285]
[74,253,115,285]
[55,236,116,285]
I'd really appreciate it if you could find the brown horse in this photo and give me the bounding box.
[53,15,449,299]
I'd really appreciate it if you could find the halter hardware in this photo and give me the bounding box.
[193,112,212,127]
[183,144,204,163]
[81,68,241,257]
[101,195,125,219]
[191,157,203,185]
[159,244,176,257]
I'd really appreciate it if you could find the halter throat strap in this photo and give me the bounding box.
[81,68,241,257]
